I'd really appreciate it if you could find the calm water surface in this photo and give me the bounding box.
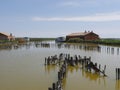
[0,41,120,90]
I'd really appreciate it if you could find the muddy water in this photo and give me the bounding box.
[0,41,120,90]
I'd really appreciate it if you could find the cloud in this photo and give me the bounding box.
[58,1,101,8]
[32,12,120,22]
[59,1,80,7]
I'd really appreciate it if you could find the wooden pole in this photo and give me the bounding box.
[118,68,120,80]
[116,68,118,80]
[48,87,52,90]
[103,65,106,74]
[45,57,47,65]
[52,83,56,90]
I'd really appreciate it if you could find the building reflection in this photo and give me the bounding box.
[0,41,120,56]
[0,43,13,51]
[55,43,120,55]
[56,43,102,52]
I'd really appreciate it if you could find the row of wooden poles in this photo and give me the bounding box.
[45,53,107,76]
[48,61,67,90]
[45,53,107,90]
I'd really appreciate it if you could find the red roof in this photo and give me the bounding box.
[0,32,10,37]
[66,32,92,37]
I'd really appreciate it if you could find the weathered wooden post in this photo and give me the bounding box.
[84,56,86,60]
[103,65,106,75]
[116,68,118,80]
[99,64,101,70]
[89,56,91,61]
[56,81,59,90]
[118,68,120,80]
[48,87,52,90]
[116,68,120,80]
[45,57,47,65]
[47,57,50,65]
[52,83,56,90]
[99,64,101,74]
[95,63,97,67]
[58,72,61,80]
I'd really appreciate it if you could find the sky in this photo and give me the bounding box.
[0,0,120,38]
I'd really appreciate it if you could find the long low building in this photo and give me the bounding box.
[66,31,100,41]
[0,32,15,41]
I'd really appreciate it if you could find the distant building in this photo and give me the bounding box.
[16,37,30,43]
[0,32,15,41]
[66,31,100,41]
[55,37,66,42]
[24,37,30,42]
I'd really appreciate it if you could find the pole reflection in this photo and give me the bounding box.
[116,80,120,90]
[0,41,120,56]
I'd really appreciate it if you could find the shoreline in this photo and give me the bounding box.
[65,38,120,46]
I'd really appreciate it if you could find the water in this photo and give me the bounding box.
[0,41,120,90]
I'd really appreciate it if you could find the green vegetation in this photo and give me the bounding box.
[99,38,120,45]
[0,40,17,49]
[1,37,120,46]
[66,38,120,46]
[29,38,56,41]
[0,38,56,44]
[0,40,17,44]
[0,40,9,43]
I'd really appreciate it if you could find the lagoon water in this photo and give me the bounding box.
[0,41,120,90]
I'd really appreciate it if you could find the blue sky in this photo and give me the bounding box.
[0,0,120,38]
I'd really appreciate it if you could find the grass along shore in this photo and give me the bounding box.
[0,38,56,44]
[1,38,120,46]
[29,38,55,41]
[66,38,120,46]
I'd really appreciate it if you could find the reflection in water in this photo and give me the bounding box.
[0,44,12,50]
[34,42,50,48]
[116,80,120,90]
[105,46,120,55]
[34,42,120,55]
[44,64,58,74]
[62,75,67,89]
[56,43,101,52]
[0,41,120,56]
[44,63,107,89]
[33,41,102,52]
[117,48,119,55]
[81,68,106,86]
[0,42,32,51]
[0,41,119,90]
